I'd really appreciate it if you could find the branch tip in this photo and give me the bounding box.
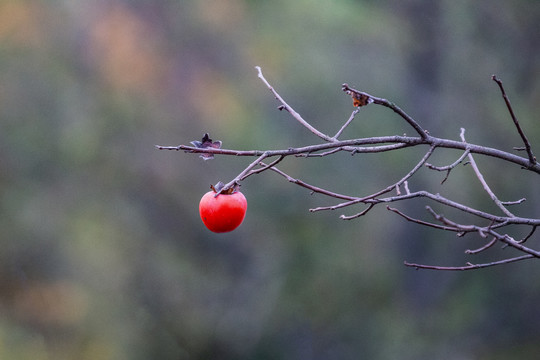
[492,75,536,166]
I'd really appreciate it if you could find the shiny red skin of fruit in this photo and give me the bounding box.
[199,191,247,233]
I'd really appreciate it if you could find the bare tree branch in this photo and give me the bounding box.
[157,66,540,271]
[155,136,540,174]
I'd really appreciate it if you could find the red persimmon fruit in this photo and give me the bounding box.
[199,187,247,233]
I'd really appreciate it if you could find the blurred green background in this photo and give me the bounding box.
[1,0,539,359]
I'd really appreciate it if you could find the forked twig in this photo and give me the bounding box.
[311,145,436,213]
[426,148,470,184]
[459,128,515,218]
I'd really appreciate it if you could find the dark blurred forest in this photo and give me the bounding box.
[1,0,539,359]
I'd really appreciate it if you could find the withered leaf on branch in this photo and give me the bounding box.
[350,91,372,107]
[210,181,238,195]
[342,83,373,107]
[190,133,222,160]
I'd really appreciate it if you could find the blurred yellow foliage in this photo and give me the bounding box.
[12,281,88,327]
[89,3,169,95]
[0,1,46,48]
[188,67,246,130]
[194,0,246,32]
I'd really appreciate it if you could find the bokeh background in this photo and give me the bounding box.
[1,0,539,359]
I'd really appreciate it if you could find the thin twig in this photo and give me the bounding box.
[256,66,334,142]
[298,148,343,157]
[387,206,462,232]
[332,109,359,140]
[219,152,270,193]
[404,255,535,271]
[460,128,515,218]
[501,198,526,206]
[426,149,470,171]
[342,83,429,139]
[298,143,412,157]
[244,156,285,177]
[340,204,375,220]
[264,165,357,201]
[492,75,536,166]
[425,206,480,233]
[426,148,470,184]
[518,225,537,244]
[465,237,498,254]
[349,143,412,154]
[403,181,410,195]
